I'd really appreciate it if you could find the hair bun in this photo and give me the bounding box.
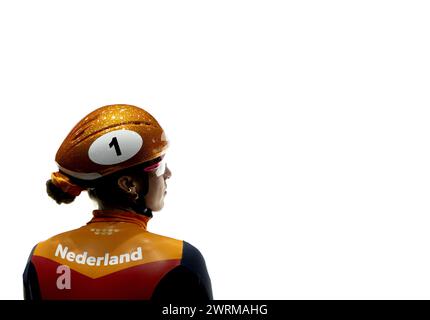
[51,171,84,197]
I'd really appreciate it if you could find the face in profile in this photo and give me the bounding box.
[116,159,172,214]
[142,161,172,212]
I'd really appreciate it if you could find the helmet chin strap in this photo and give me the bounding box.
[131,176,152,218]
[143,207,153,218]
[131,199,152,218]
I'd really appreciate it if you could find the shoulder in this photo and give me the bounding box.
[145,231,182,244]
[143,234,208,262]
[32,228,83,257]
[142,233,209,267]
[23,244,41,300]
[180,241,210,275]
[144,231,184,252]
[181,241,205,263]
[180,241,213,299]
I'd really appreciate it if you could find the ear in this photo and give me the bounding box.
[117,175,136,193]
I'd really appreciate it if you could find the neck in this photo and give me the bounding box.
[97,201,152,218]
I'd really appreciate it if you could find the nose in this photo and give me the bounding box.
[164,165,172,180]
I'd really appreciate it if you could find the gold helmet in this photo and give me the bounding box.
[51,104,168,195]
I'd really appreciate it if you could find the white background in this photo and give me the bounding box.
[0,0,430,299]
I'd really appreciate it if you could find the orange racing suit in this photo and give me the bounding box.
[23,210,212,300]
